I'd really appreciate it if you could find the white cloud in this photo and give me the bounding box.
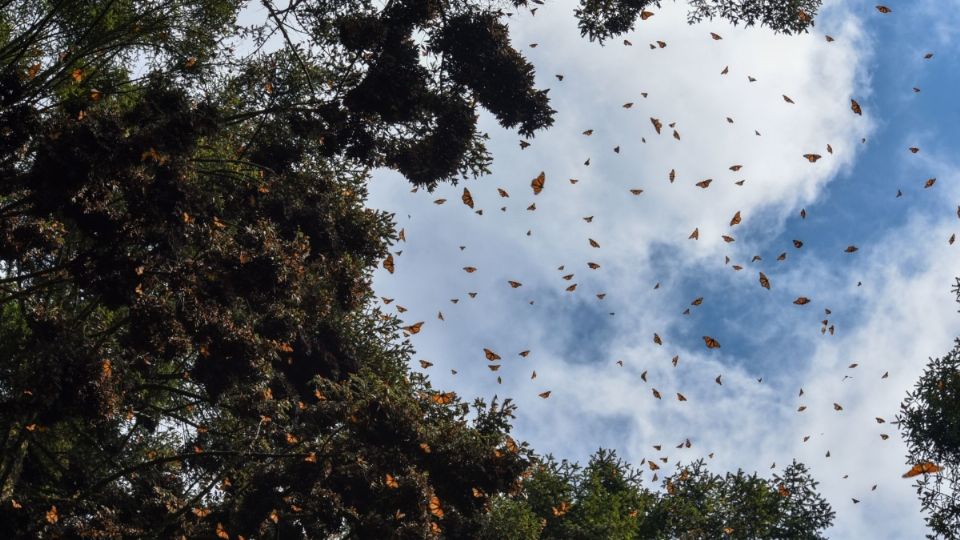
[367,1,960,537]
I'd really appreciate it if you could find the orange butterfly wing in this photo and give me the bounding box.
[531,171,545,195]
[703,336,721,349]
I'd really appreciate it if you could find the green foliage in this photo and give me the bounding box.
[482,451,833,539]
[899,279,960,539]
[479,496,542,540]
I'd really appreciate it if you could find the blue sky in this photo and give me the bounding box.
[368,1,960,537]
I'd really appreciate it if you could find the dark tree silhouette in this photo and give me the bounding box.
[900,279,960,540]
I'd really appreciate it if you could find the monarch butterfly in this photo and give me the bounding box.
[403,322,424,334]
[640,10,654,20]
[463,266,477,273]
[759,272,771,290]
[793,240,804,248]
[488,364,500,371]
[385,474,399,488]
[925,178,936,188]
[531,171,545,195]
[782,95,795,104]
[630,189,644,195]
[652,388,661,399]
[587,262,600,269]
[551,501,570,516]
[691,297,703,306]
[566,283,577,292]
[582,129,593,136]
[653,333,662,345]
[710,32,722,40]
[689,228,699,240]
[429,496,443,518]
[845,246,858,253]
[623,102,634,108]
[876,5,891,13]
[729,165,743,172]
[696,179,712,188]
[778,484,790,497]
[669,169,676,183]
[497,188,509,198]
[730,211,741,226]
[803,154,822,163]
[382,254,394,274]
[909,147,920,154]
[433,198,446,204]
[650,118,662,134]
[833,402,843,411]
[721,66,729,75]
[519,350,530,357]
[483,348,501,361]
[703,336,721,349]
[851,99,862,115]
[508,280,522,288]
[589,238,600,248]
[902,463,941,478]
[419,360,433,368]
[538,390,551,399]
[722,235,735,243]
[461,188,474,208]
[431,392,456,405]
[676,393,687,401]
[826,35,835,42]
[794,297,811,305]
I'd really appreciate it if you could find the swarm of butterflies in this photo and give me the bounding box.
[381,3,948,500]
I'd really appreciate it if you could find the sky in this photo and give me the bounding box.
[367,1,960,537]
